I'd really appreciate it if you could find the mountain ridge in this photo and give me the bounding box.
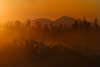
[22,16,94,27]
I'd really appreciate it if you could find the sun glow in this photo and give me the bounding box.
[0,5,2,15]
[0,4,3,22]
[0,0,99,23]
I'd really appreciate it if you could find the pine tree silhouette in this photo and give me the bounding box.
[94,18,98,29]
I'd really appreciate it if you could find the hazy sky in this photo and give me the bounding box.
[0,0,100,23]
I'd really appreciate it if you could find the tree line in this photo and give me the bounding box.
[0,17,99,33]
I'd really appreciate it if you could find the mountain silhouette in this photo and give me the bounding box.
[23,16,94,27]
[53,16,82,26]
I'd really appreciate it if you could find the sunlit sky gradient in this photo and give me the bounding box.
[0,0,100,23]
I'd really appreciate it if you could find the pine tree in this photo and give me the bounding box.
[44,24,49,32]
[75,20,78,30]
[15,20,21,29]
[83,17,87,29]
[94,18,98,29]
[78,22,82,30]
[35,21,41,30]
[25,19,31,28]
[64,23,67,31]
[50,22,54,31]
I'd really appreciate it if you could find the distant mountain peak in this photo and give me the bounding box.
[34,18,51,20]
[57,16,75,20]
[53,16,82,26]
[22,16,94,27]
[61,15,67,18]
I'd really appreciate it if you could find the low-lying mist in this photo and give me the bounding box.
[0,18,100,67]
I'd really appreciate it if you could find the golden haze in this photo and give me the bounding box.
[0,0,99,23]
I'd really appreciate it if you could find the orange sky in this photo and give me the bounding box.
[0,0,100,23]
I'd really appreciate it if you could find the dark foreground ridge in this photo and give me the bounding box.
[0,39,100,67]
